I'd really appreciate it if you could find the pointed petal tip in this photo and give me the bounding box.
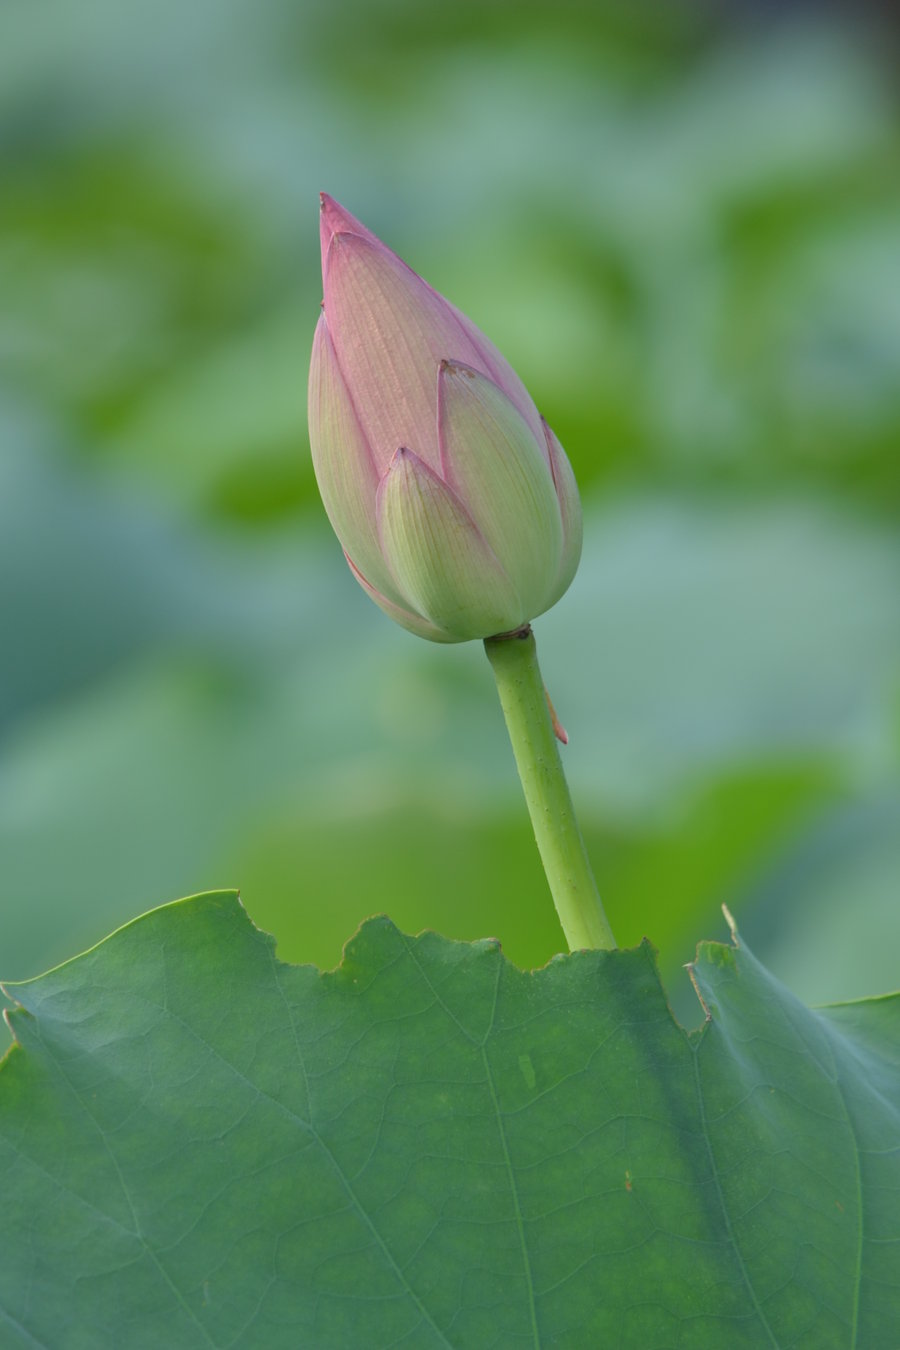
[377,445,456,527]
[318,193,379,254]
[318,191,346,230]
[436,361,497,454]
[439,358,480,380]
[319,193,360,269]
[390,444,431,470]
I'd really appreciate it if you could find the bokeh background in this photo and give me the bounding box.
[2,0,899,1026]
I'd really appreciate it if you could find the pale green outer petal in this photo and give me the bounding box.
[308,314,406,608]
[344,553,454,643]
[376,448,525,642]
[438,362,563,619]
[540,417,583,611]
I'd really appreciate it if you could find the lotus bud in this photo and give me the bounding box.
[308,194,582,643]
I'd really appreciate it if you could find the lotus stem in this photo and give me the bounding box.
[484,625,616,952]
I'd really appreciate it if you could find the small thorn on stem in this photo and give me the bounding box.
[544,684,568,745]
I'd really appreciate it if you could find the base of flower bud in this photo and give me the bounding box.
[486,623,532,642]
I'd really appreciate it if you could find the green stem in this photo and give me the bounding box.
[484,626,616,952]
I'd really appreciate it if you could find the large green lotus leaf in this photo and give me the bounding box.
[1,894,897,1348]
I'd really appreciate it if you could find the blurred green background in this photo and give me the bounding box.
[2,0,899,1026]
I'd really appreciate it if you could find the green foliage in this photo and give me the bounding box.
[2,2,899,1032]
[2,893,897,1347]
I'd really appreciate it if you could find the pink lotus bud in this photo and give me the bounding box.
[308,194,582,642]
